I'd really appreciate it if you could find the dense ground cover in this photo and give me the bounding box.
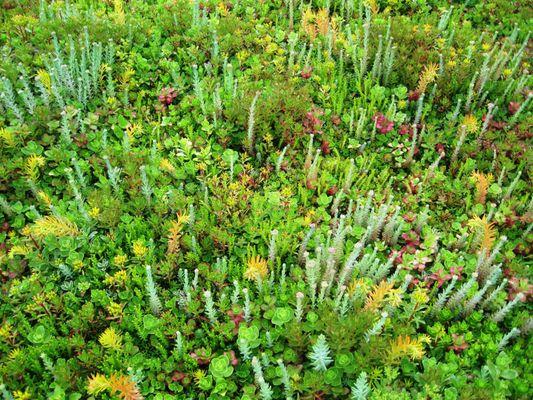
[0,0,531,399]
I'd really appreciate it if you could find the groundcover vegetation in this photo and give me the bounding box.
[0,0,531,399]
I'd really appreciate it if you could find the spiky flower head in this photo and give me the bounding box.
[416,63,439,94]
[23,216,80,239]
[132,240,148,258]
[159,158,176,174]
[87,374,111,395]
[244,255,268,282]
[468,215,497,254]
[388,335,425,363]
[462,114,479,133]
[99,327,123,351]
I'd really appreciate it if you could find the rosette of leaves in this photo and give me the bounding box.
[303,311,320,330]
[238,325,261,348]
[324,368,343,387]
[335,352,357,374]
[270,307,294,326]
[27,325,50,344]
[209,354,234,380]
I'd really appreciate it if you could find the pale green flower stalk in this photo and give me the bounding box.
[175,331,184,355]
[295,292,305,322]
[103,155,121,194]
[247,91,261,154]
[338,238,365,289]
[463,271,499,315]
[181,269,191,304]
[268,229,278,265]
[480,103,497,135]
[401,274,413,292]
[188,204,195,229]
[480,236,507,278]
[415,205,430,233]
[450,98,462,123]
[275,145,289,173]
[231,280,240,305]
[318,281,329,304]
[40,352,54,373]
[333,215,348,262]
[476,54,492,100]
[261,352,270,367]
[365,312,388,342]
[491,293,524,323]
[305,258,320,306]
[502,170,522,202]
[279,263,287,289]
[354,190,374,226]
[71,157,86,189]
[388,265,402,284]
[287,32,298,71]
[450,125,467,165]
[383,39,396,86]
[351,371,370,400]
[65,167,89,221]
[382,206,400,244]
[464,72,478,112]
[60,110,73,144]
[520,318,533,335]
[308,334,333,371]
[405,125,419,165]
[447,272,478,310]
[252,357,273,400]
[373,257,394,282]
[414,93,425,126]
[243,288,251,322]
[497,166,506,187]
[0,195,12,217]
[140,165,152,205]
[360,7,371,77]
[192,268,199,290]
[481,278,508,310]
[355,108,367,139]
[192,64,205,114]
[437,6,453,30]
[333,286,346,311]
[498,327,520,351]
[238,338,252,361]
[433,277,459,316]
[390,219,404,246]
[277,359,292,399]
[265,331,273,348]
[323,248,338,293]
[304,134,314,168]
[339,292,351,317]
[306,149,321,187]
[145,265,162,315]
[370,34,383,81]
[0,77,23,121]
[203,290,217,324]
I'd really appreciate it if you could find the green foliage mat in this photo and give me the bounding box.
[0,0,531,399]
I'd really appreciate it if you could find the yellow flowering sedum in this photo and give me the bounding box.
[24,215,80,239]
[389,336,426,363]
[462,114,479,133]
[99,327,123,351]
[244,255,268,282]
[132,239,148,258]
[412,288,429,304]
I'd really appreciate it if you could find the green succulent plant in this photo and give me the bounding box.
[271,307,294,326]
[209,355,234,380]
